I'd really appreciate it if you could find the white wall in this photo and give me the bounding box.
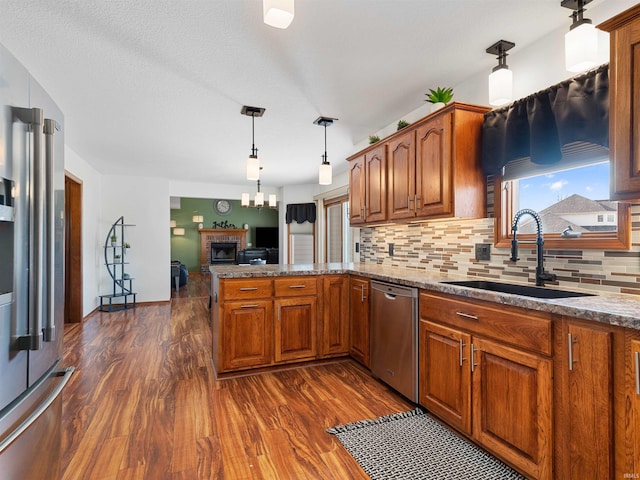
[64,146,103,317]
[101,175,171,303]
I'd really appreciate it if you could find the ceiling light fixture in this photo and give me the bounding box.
[562,0,598,73]
[263,0,294,29]
[486,40,515,107]
[242,173,277,209]
[242,105,265,181]
[314,116,337,186]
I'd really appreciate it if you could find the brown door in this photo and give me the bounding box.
[222,300,273,370]
[364,145,387,223]
[64,174,83,323]
[387,130,415,221]
[274,296,317,362]
[321,276,349,357]
[348,277,370,367]
[348,155,365,225]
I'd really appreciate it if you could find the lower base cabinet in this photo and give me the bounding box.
[222,300,273,371]
[419,291,553,480]
[348,276,370,368]
[554,319,613,480]
[274,296,317,362]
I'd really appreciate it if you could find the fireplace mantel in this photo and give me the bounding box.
[199,229,248,272]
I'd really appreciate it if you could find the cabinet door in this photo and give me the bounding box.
[554,323,613,480]
[364,145,387,223]
[601,6,640,200]
[222,300,273,371]
[321,276,349,357]
[387,130,416,221]
[419,320,471,434]
[628,335,640,476]
[415,111,452,217]
[274,296,318,363]
[472,337,552,480]
[348,155,366,225]
[348,277,370,367]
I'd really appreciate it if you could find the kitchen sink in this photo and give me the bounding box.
[440,280,595,299]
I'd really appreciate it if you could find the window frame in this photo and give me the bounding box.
[324,194,350,263]
[494,174,631,250]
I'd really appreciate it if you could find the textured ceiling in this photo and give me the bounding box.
[0,0,621,188]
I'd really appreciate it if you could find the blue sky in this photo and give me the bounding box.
[517,162,610,212]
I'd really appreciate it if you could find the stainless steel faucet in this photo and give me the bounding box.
[510,209,557,287]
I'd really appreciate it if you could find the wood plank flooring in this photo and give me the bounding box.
[61,273,413,479]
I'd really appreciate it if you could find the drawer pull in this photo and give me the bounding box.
[240,304,258,309]
[635,351,640,395]
[456,311,478,321]
[239,287,258,291]
[288,285,306,289]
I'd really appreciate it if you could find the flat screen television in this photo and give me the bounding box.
[255,227,279,248]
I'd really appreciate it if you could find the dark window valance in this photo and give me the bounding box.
[481,64,609,175]
[286,203,316,224]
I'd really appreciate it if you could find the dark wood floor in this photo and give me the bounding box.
[61,273,413,479]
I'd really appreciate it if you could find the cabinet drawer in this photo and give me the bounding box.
[222,278,273,300]
[420,291,552,356]
[274,277,318,297]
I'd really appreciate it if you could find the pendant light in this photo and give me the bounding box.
[242,172,277,209]
[314,116,337,186]
[242,106,265,181]
[562,0,598,73]
[263,0,294,29]
[486,40,515,107]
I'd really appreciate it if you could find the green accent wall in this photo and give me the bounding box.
[170,197,279,272]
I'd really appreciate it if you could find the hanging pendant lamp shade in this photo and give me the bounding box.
[486,40,515,107]
[562,0,598,73]
[269,194,277,208]
[263,0,294,29]
[314,116,337,186]
[241,106,265,181]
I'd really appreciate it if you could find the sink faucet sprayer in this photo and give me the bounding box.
[510,209,557,287]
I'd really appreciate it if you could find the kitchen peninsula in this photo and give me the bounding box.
[211,262,640,480]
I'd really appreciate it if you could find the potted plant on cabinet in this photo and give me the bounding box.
[110,234,117,246]
[369,135,381,144]
[425,87,453,113]
[397,120,410,130]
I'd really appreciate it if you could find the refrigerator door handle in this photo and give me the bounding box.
[0,367,74,454]
[43,118,58,342]
[13,107,44,351]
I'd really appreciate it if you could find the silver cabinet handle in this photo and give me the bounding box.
[635,351,640,395]
[408,196,413,212]
[459,339,466,367]
[361,284,365,303]
[239,287,258,291]
[288,285,306,289]
[568,333,577,371]
[240,304,259,309]
[456,311,478,321]
[470,344,478,372]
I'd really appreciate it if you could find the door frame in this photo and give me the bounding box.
[65,173,83,323]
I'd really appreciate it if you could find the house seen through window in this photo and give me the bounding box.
[509,161,618,235]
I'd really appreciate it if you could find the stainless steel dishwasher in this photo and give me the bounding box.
[370,280,419,403]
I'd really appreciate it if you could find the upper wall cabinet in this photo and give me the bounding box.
[348,103,489,226]
[348,143,387,225]
[600,5,640,201]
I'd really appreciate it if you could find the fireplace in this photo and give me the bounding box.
[211,242,237,264]
[199,228,248,273]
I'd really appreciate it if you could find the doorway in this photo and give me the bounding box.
[65,174,83,323]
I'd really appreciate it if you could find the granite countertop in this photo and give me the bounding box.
[210,263,640,330]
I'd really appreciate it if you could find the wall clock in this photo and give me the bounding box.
[214,199,232,216]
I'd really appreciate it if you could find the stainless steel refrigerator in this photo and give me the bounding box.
[0,42,74,479]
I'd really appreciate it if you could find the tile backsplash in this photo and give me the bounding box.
[359,205,640,296]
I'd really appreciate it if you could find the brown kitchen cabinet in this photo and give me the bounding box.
[348,144,386,225]
[222,299,273,371]
[348,276,370,367]
[419,291,553,480]
[320,275,349,357]
[554,318,613,480]
[274,296,318,363]
[616,329,640,478]
[387,129,416,220]
[599,4,640,201]
[419,320,471,434]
